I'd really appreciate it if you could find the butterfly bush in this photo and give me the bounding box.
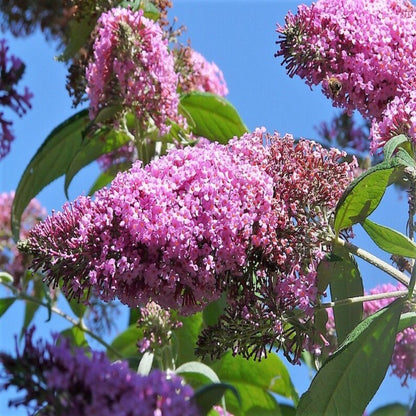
[197,129,356,362]
[0,39,33,159]
[0,191,46,285]
[0,327,198,416]
[326,283,415,385]
[23,138,274,314]
[276,0,416,150]
[86,7,180,134]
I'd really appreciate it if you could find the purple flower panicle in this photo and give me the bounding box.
[0,327,198,416]
[0,39,33,159]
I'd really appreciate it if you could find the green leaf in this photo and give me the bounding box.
[297,298,404,416]
[395,148,416,168]
[383,134,408,161]
[64,129,130,197]
[173,313,204,366]
[369,403,408,416]
[193,383,240,416]
[334,160,400,232]
[12,110,90,240]
[398,311,416,332]
[180,92,248,144]
[0,297,15,317]
[329,246,363,344]
[66,296,87,319]
[60,326,89,348]
[108,324,139,362]
[176,361,221,383]
[209,351,298,414]
[362,218,416,258]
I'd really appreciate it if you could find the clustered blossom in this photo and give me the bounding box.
[0,191,46,286]
[137,301,182,353]
[197,129,356,362]
[0,327,198,416]
[177,48,229,96]
[276,0,416,151]
[326,283,415,385]
[22,129,355,360]
[0,39,33,159]
[86,7,180,134]
[24,138,274,314]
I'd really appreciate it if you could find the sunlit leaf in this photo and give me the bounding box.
[362,218,416,258]
[0,297,15,317]
[180,92,248,143]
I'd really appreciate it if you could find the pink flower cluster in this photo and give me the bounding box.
[0,39,33,159]
[326,283,415,385]
[25,139,274,314]
[230,129,356,316]
[0,191,46,284]
[0,327,198,416]
[276,0,416,151]
[86,8,180,134]
[178,49,229,96]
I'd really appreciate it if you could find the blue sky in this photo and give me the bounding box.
[0,1,414,414]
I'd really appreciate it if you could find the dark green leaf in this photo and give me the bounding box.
[334,160,400,232]
[297,298,404,416]
[0,297,15,317]
[64,129,130,197]
[66,296,87,319]
[383,134,408,161]
[58,18,95,62]
[209,351,298,414]
[362,218,416,258]
[369,403,408,416]
[329,246,363,344]
[279,404,296,416]
[180,92,248,144]
[203,294,227,327]
[172,313,204,366]
[193,383,240,416]
[12,110,90,240]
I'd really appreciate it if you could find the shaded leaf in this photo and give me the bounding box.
[193,383,240,416]
[398,311,416,332]
[297,298,404,416]
[203,294,227,327]
[362,218,416,258]
[65,129,130,197]
[180,92,248,144]
[329,246,363,344]
[12,110,90,239]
